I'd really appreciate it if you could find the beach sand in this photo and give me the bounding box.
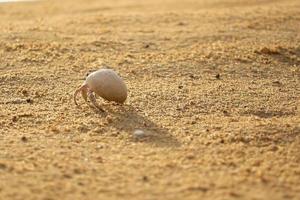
[0,0,299,199]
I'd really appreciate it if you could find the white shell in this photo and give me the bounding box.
[85,69,127,103]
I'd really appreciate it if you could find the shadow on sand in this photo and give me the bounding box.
[94,104,181,148]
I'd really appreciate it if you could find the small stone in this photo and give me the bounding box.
[255,47,280,55]
[34,91,40,97]
[22,90,28,96]
[12,116,18,122]
[133,129,145,137]
[189,101,195,105]
[26,98,33,104]
[63,174,72,179]
[0,163,7,170]
[142,176,149,182]
[96,156,103,163]
[272,80,281,85]
[177,22,187,26]
[21,136,28,142]
[106,116,113,123]
[229,191,241,197]
[215,74,220,79]
[186,154,195,160]
[189,74,196,79]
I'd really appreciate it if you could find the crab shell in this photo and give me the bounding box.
[86,69,127,103]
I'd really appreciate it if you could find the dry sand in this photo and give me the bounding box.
[0,0,300,199]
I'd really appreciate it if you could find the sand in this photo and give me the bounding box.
[0,0,299,199]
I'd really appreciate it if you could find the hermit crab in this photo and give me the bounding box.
[74,68,127,111]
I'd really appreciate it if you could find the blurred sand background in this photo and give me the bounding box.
[0,0,299,199]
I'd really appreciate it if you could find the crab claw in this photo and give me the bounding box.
[73,84,88,106]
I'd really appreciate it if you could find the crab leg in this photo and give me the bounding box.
[87,89,104,112]
[73,84,88,106]
[81,87,88,103]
